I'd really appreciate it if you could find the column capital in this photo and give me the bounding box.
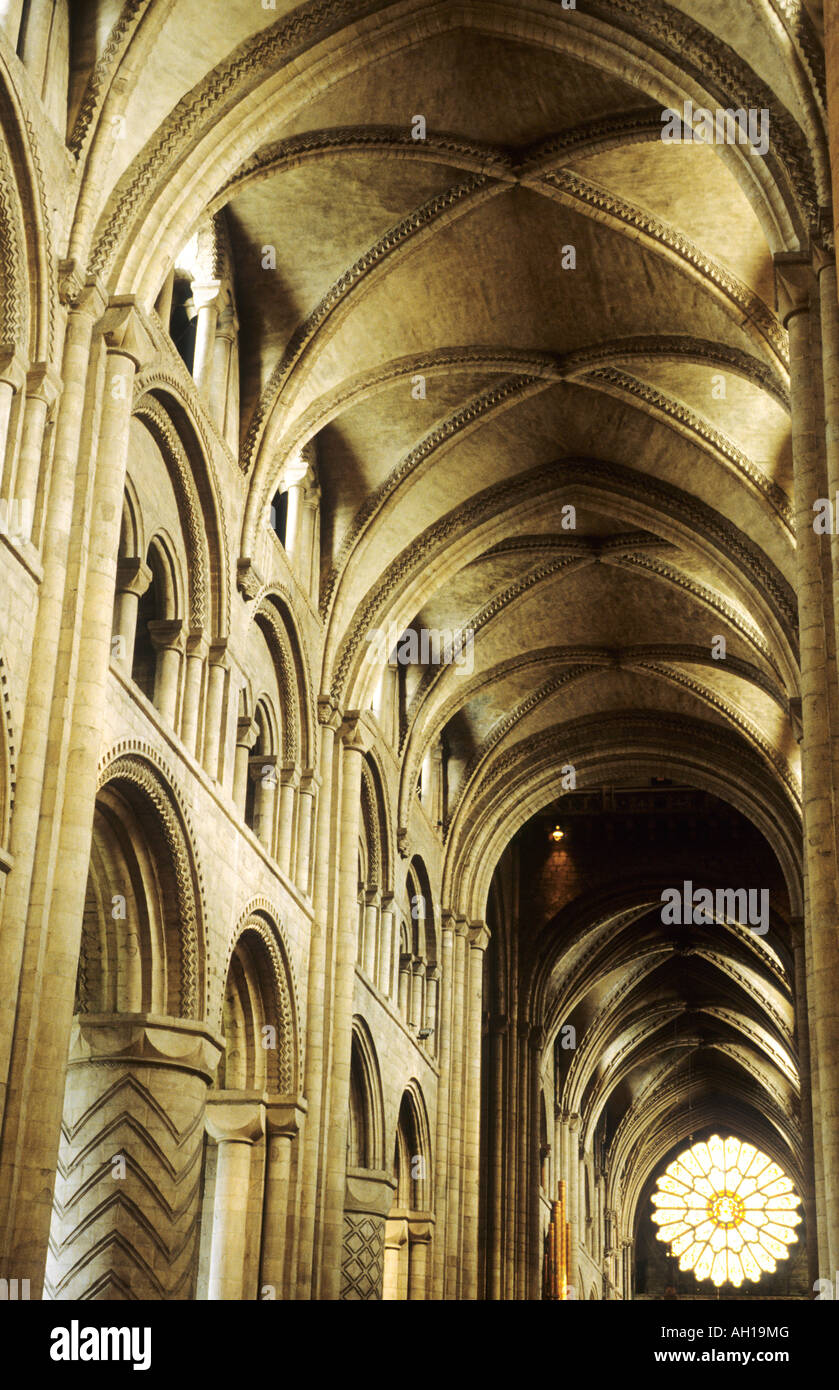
[58,261,108,312]
[184,628,208,659]
[774,251,816,327]
[115,556,152,597]
[148,617,186,653]
[237,557,266,600]
[99,296,156,367]
[208,638,230,669]
[25,361,62,404]
[236,716,259,750]
[407,1219,434,1243]
[190,279,223,311]
[0,345,27,392]
[265,1097,307,1136]
[317,694,342,730]
[467,922,491,951]
[339,711,372,752]
[298,766,320,794]
[205,1092,266,1144]
[278,760,300,787]
[68,1013,223,1082]
[248,752,279,782]
[216,303,239,339]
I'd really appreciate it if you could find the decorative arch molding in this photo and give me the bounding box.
[95,741,208,1020]
[350,1015,387,1172]
[0,651,16,847]
[443,716,803,922]
[325,457,798,711]
[536,887,791,1045]
[242,335,787,558]
[132,396,211,630]
[362,746,394,895]
[538,170,789,371]
[218,897,301,1095]
[443,662,798,848]
[249,590,315,766]
[87,0,818,307]
[132,373,231,635]
[240,172,504,472]
[400,637,788,839]
[360,768,381,890]
[405,854,437,962]
[0,46,54,360]
[391,1080,434,1211]
[66,0,151,159]
[211,125,514,218]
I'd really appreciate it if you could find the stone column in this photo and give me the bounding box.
[190,281,221,394]
[567,1111,581,1287]
[383,1217,408,1300]
[486,1015,508,1300]
[424,963,440,1047]
[431,913,455,1299]
[363,889,380,981]
[205,1094,265,1301]
[148,618,185,726]
[408,1220,432,1300]
[443,921,468,1298]
[233,717,258,816]
[777,253,839,1275]
[0,285,102,1170]
[8,362,60,532]
[111,557,152,668]
[276,762,298,877]
[377,895,396,996]
[294,769,317,894]
[284,479,304,566]
[211,304,238,443]
[300,481,320,597]
[248,754,278,854]
[515,1020,531,1299]
[296,701,340,1299]
[0,349,25,500]
[340,1170,395,1299]
[179,631,207,758]
[201,641,229,781]
[260,1099,305,1300]
[462,923,489,1299]
[0,297,154,1292]
[790,914,820,1288]
[321,715,368,1299]
[45,1016,222,1300]
[410,957,425,1028]
[398,952,412,1016]
[527,1026,543,1300]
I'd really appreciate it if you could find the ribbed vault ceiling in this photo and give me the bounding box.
[67,0,826,1233]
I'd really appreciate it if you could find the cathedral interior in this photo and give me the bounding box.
[0,0,837,1303]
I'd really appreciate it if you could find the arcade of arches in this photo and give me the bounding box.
[1,0,839,1301]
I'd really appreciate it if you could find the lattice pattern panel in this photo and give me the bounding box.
[340,1213,385,1300]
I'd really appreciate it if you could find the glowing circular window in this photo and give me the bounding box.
[650,1135,801,1288]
